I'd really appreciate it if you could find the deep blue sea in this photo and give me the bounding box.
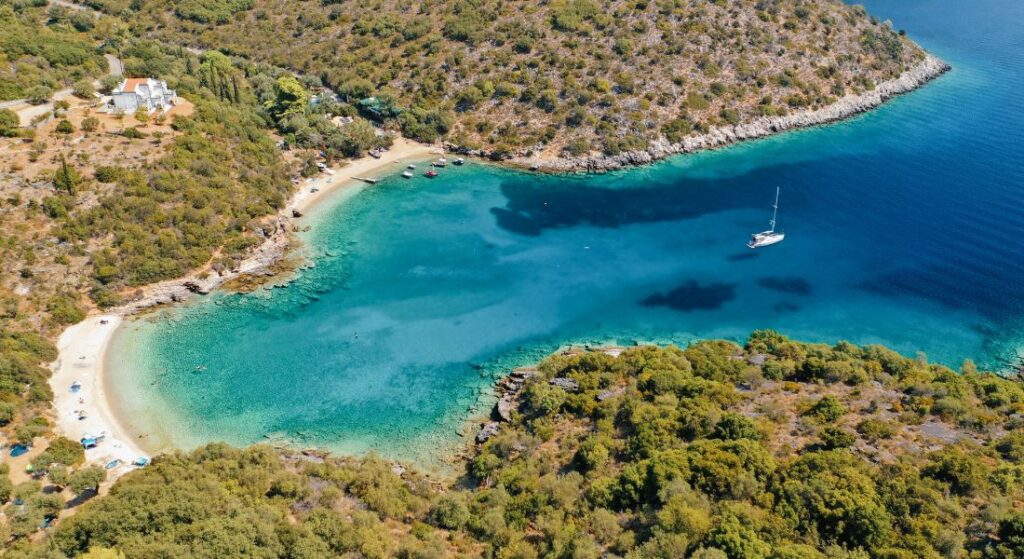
[108,0,1024,464]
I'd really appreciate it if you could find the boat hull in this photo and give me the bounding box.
[748,231,785,248]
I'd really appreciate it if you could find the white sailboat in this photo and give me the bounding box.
[748,187,785,248]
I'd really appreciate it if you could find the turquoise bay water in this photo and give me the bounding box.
[108,0,1024,463]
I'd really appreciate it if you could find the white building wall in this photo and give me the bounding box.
[112,92,139,112]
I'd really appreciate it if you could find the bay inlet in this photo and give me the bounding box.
[106,0,1024,465]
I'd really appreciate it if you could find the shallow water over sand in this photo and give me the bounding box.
[108,0,1024,464]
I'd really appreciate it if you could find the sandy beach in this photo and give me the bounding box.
[50,315,144,480]
[48,137,441,477]
[291,136,442,215]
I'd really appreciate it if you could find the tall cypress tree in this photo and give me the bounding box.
[54,156,79,196]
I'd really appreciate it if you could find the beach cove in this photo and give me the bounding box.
[49,138,442,477]
[52,0,1024,470]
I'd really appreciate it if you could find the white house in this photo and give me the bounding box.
[111,78,177,113]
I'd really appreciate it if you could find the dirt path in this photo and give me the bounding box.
[49,0,89,10]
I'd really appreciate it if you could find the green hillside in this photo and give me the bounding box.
[121,0,924,158]
[8,333,1024,558]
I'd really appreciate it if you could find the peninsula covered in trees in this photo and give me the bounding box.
[104,0,941,166]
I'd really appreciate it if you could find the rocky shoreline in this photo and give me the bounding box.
[489,54,949,172]
[109,216,295,315]
[474,346,626,445]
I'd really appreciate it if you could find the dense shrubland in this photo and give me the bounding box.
[2,34,301,309]
[8,332,1024,558]
[0,331,57,445]
[115,0,924,158]
[51,41,410,301]
[0,3,110,102]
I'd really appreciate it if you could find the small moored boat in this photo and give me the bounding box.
[453,157,465,166]
[407,164,416,169]
[748,187,786,249]
[433,157,447,167]
[402,171,413,178]
[425,170,438,178]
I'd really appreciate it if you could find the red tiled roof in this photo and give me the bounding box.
[121,78,147,92]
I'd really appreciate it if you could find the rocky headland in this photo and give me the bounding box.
[503,54,951,172]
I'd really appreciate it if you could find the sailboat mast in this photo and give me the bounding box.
[769,187,779,232]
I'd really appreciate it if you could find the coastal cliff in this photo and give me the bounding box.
[511,54,951,172]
